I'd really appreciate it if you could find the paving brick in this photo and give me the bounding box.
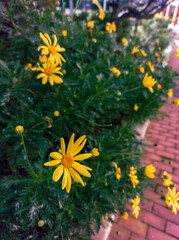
[168,138,178,144]
[166,221,179,238]
[108,226,130,240]
[155,150,175,160]
[144,147,155,153]
[170,131,179,136]
[158,140,175,148]
[174,167,179,175]
[147,227,177,240]
[163,160,179,169]
[166,147,179,155]
[115,216,147,237]
[172,175,179,184]
[144,189,166,207]
[130,233,147,240]
[159,124,176,131]
[140,199,153,212]
[139,209,165,230]
[145,153,162,162]
[147,134,166,141]
[154,162,173,173]
[153,204,179,224]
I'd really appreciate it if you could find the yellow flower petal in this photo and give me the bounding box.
[148,87,154,93]
[72,139,87,157]
[49,76,54,86]
[67,133,75,154]
[66,169,72,193]
[42,77,48,85]
[69,168,84,186]
[73,153,92,161]
[52,165,63,182]
[53,34,57,47]
[61,137,66,155]
[44,33,52,45]
[73,135,86,152]
[62,168,68,189]
[49,152,62,159]
[39,32,49,46]
[72,162,91,177]
[82,165,92,171]
[37,73,46,79]
[44,159,61,166]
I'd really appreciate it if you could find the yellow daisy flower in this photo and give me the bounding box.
[168,89,173,98]
[36,61,63,86]
[121,38,128,46]
[38,32,66,66]
[87,21,94,29]
[131,46,139,55]
[165,187,179,214]
[146,61,155,72]
[106,22,116,34]
[145,164,156,178]
[44,133,92,193]
[139,64,145,73]
[129,166,139,188]
[99,9,105,20]
[176,49,179,57]
[142,73,157,93]
[110,67,121,76]
[140,49,147,57]
[134,104,139,111]
[174,99,179,106]
[132,195,140,219]
[162,171,173,187]
[114,163,121,181]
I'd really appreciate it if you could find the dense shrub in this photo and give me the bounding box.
[0,1,177,239]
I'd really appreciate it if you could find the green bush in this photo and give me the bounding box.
[0,1,177,239]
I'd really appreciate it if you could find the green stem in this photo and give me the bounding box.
[74,113,112,127]
[20,134,38,178]
[71,0,82,22]
[106,152,142,157]
[30,121,44,130]
[143,196,161,200]
[122,86,141,94]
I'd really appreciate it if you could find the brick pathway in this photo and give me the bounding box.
[107,30,179,240]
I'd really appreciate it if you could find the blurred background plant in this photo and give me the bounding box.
[0,0,177,239]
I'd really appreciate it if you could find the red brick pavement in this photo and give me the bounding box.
[107,31,179,240]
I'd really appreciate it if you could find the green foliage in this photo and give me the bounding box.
[0,1,177,239]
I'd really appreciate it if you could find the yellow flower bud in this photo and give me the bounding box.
[15,125,24,134]
[25,63,32,70]
[38,220,45,227]
[157,84,162,89]
[62,30,67,37]
[92,38,97,43]
[104,215,109,220]
[92,148,100,156]
[54,111,60,117]
[123,212,129,219]
[134,104,139,111]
